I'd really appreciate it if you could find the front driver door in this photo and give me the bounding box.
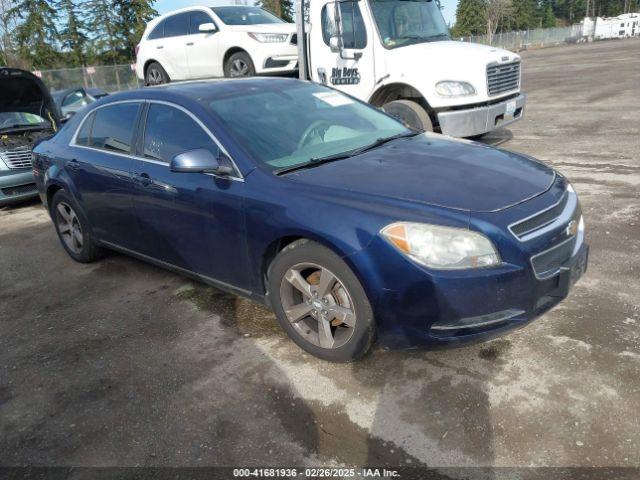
[186,10,223,78]
[129,102,249,289]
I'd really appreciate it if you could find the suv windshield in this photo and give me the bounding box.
[206,83,410,171]
[369,0,451,49]
[211,6,285,25]
[0,112,48,131]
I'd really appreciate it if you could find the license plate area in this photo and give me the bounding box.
[505,100,517,119]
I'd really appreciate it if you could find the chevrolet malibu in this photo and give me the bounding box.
[32,78,588,362]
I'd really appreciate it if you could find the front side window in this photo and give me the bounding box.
[206,83,409,171]
[369,0,451,49]
[143,104,219,163]
[88,103,140,154]
[164,13,190,37]
[322,2,367,49]
[190,11,215,34]
[211,6,285,25]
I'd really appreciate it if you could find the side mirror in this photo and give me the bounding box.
[198,23,217,33]
[170,148,234,175]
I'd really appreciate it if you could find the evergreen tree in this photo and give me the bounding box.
[511,0,538,29]
[258,0,294,22]
[453,0,486,37]
[540,1,556,27]
[114,0,157,61]
[57,0,87,67]
[8,0,58,68]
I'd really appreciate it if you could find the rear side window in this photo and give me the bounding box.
[148,20,165,40]
[190,11,214,34]
[164,13,190,37]
[75,112,94,146]
[143,104,219,163]
[88,103,140,154]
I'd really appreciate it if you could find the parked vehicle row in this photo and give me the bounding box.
[32,78,588,361]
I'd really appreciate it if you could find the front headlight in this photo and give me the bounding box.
[381,222,501,270]
[248,32,288,43]
[0,152,8,171]
[435,81,476,97]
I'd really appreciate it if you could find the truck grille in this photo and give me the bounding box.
[2,146,32,170]
[487,61,520,96]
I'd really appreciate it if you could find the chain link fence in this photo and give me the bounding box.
[460,25,585,51]
[33,64,141,94]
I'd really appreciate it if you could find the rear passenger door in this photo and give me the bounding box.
[69,102,143,250]
[129,102,249,287]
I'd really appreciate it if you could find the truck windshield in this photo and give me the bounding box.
[369,0,451,49]
[211,6,285,25]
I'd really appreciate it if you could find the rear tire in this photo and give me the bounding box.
[51,190,104,263]
[224,51,256,78]
[382,99,433,132]
[268,240,375,362]
[145,61,170,86]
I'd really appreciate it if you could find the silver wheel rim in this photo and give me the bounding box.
[279,263,356,349]
[56,202,83,254]
[230,58,250,77]
[147,68,163,85]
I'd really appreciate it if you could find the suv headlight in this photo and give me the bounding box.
[248,32,288,43]
[435,81,476,97]
[381,222,501,270]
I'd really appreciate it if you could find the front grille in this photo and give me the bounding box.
[2,146,32,169]
[531,236,577,278]
[487,61,520,96]
[290,33,298,45]
[1,182,37,197]
[511,193,569,239]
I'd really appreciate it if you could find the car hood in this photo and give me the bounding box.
[286,134,555,213]
[0,68,61,127]
[227,23,296,34]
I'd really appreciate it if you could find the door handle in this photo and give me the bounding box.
[186,42,194,46]
[135,172,152,187]
[67,158,80,171]
[156,45,164,49]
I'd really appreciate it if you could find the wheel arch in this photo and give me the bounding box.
[223,46,252,68]
[369,82,435,122]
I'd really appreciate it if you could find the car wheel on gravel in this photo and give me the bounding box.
[51,190,104,263]
[268,240,375,362]
[145,61,170,86]
[224,52,256,78]
[382,99,433,132]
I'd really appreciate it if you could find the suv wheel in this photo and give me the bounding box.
[145,61,170,86]
[224,52,256,78]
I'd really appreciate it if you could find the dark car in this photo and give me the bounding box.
[0,68,61,206]
[32,78,588,361]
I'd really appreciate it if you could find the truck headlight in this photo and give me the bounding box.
[381,222,501,269]
[435,81,476,97]
[248,32,288,43]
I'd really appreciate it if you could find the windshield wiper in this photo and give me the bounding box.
[274,131,420,176]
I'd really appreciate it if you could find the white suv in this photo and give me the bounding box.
[135,5,298,85]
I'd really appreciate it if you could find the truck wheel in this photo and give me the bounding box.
[145,62,170,86]
[224,52,256,78]
[268,240,375,362]
[383,99,433,132]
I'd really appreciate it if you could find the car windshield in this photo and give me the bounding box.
[206,83,410,171]
[0,112,48,131]
[369,0,451,49]
[211,6,285,25]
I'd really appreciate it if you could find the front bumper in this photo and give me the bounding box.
[0,169,38,206]
[438,93,527,137]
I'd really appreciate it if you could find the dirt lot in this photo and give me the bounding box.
[1,39,639,471]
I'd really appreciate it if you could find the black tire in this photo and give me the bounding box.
[224,51,256,78]
[145,61,170,86]
[268,240,375,362]
[51,190,105,263]
[382,99,433,132]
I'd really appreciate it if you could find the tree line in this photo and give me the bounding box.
[453,0,638,38]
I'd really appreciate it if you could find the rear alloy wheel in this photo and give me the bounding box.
[268,240,375,362]
[145,61,170,86]
[382,99,433,132]
[224,52,256,78]
[56,201,83,255]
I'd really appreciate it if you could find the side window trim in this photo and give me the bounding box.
[80,112,95,146]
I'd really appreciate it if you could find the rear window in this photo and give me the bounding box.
[88,103,140,154]
[148,20,164,40]
[211,6,284,25]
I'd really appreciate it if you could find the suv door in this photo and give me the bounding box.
[68,102,143,250]
[161,12,191,79]
[130,102,249,288]
[186,10,223,78]
[310,0,376,100]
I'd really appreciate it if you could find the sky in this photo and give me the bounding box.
[155,0,458,26]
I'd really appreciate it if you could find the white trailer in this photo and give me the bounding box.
[581,13,640,39]
[295,0,527,137]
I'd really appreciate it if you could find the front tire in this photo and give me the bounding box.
[145,61,170,86]
[224,51,256,78]
[268,240,375,362]
[51,190,104,263]
[382,99,433,132]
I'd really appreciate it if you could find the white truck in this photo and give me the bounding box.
[295,0,526,136]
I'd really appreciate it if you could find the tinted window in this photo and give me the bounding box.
[322,2,367,49]
[143,104,219,163]
[89,103,140,154]
[164,13,190,37]
[190,11,215,34]
[148,20,165,40]
[76,112,94,146]
[211,6,284,25]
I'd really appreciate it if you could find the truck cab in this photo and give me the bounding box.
[297,0,527,136]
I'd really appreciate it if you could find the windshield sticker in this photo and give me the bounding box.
[313,91,354,107]
[330,67,361,85]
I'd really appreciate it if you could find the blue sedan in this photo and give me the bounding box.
[32,78,588,361]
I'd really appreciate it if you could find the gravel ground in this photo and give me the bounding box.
[1,38,639,472]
